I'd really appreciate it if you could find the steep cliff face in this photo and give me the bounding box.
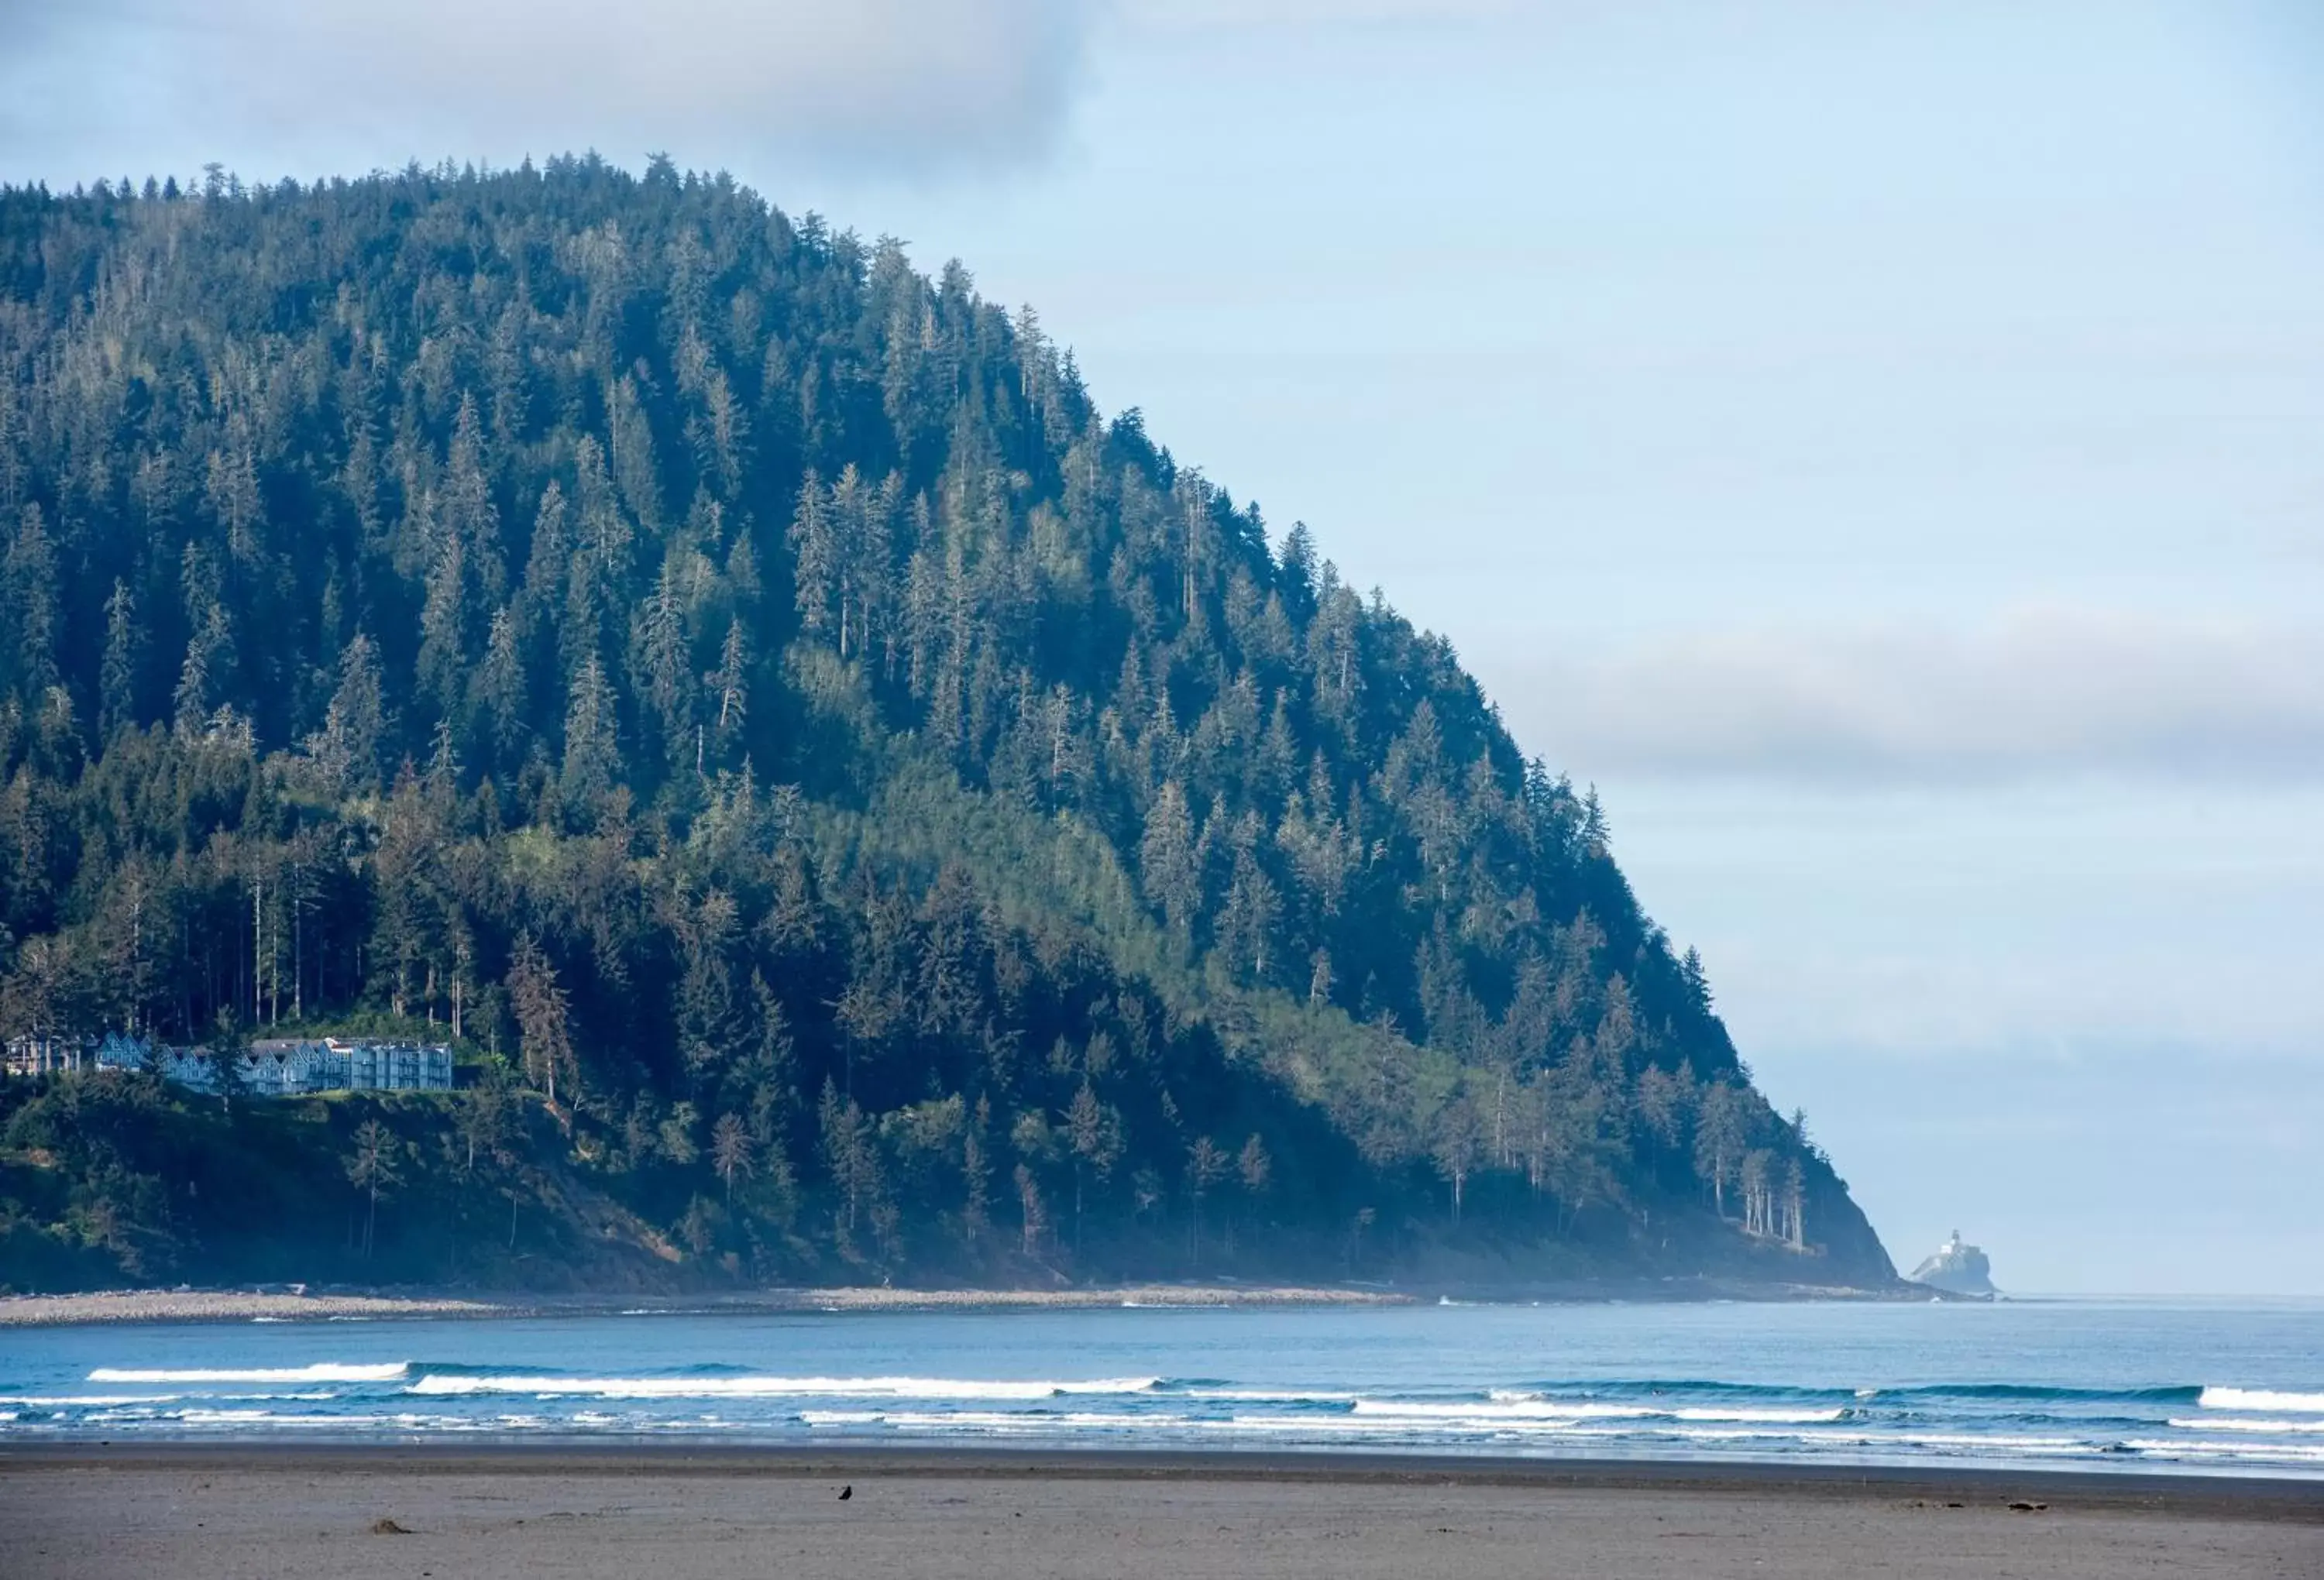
[0,162,1896,1292]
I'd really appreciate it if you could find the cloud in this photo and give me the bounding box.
[1122,0,1519,26]
[1494,608,2324,783]
[0,0,1099,179]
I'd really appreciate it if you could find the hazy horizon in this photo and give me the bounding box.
[6,0,2319,1295]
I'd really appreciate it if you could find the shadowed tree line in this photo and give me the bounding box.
[0,158,1891,1291]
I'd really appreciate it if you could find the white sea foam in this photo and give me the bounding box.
[1,1395,179,1407]
[172,1408,370,1427]
[1177,1387,1359,1403]
[2126,1437,2324,1462]
[1352,1398,1841,1425]
[879,1410,1174,1431]
[88,1363,409,1384]
[2168,1416,2324,1435]
[1232,1417,2101,1455]
[2198,1388,2324,1414]
[1210,1414,1462,1434]
[1827,1431,2090,1454]
[1215,1413,1663,1438]
[802,1408,1166,1433]
[404,1374,1161,1400]
[1353,1399,1637,1420]
[1271,1410,1640,1437]
[1646,1426,2101,1455]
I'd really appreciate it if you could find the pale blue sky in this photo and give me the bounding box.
[7,0,2321,1292]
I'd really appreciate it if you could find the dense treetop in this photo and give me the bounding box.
[0,157,1891,1290]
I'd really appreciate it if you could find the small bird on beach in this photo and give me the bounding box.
[838,1486,853,1502]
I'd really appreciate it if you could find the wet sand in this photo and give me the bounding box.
[4,1447,2317,1580]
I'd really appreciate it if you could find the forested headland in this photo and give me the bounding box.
[0,158,1895,1294]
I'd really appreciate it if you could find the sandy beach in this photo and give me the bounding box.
[0,1290,507,1327]
[3,1448,2316,1580]
[0,1284,1414,1328]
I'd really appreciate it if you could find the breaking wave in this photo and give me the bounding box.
[87,1363,411,1384]
[5,1311,2315,1478]
[1353,1398,1847,1425]
[404,1373,1162,1400]
[2198,1388,2324,1414]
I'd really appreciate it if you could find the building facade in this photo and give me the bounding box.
[6,1032,452,1095]
[2,1033,88,1076]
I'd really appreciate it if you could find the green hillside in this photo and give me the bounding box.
[0,159,1894,1293]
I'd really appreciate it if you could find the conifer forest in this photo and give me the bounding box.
[0,160,1894,1292]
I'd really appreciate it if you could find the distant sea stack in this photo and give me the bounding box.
[1908,1231,1996,1297]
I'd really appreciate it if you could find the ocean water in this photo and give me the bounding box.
[4,1297,2321,1476]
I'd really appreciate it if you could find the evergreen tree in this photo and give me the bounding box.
[98,579,141,740]
[508,934,576,1109]
[4,503,60,702]
[1140,781,1202,936]
[561,654,620,811]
